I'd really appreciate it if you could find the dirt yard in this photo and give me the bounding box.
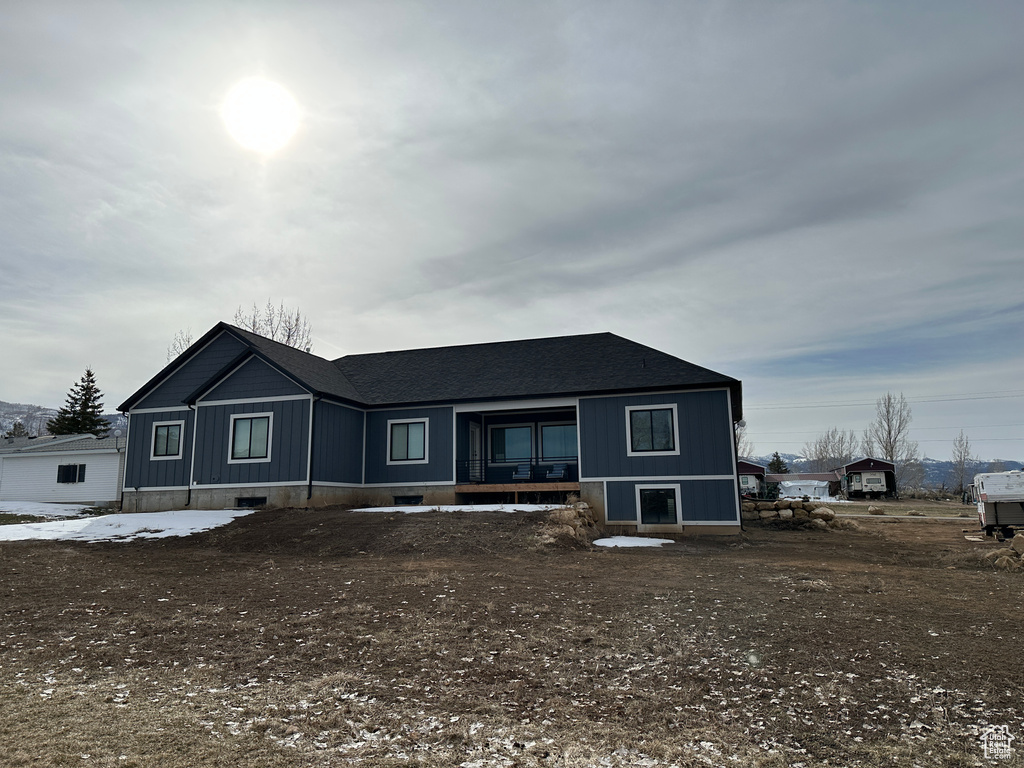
[1,507,1021,767]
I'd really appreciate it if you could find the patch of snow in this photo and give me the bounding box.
[0,501,93,518]
[0,509,253,543]
[351,504,560,514]
[594,536,674,548]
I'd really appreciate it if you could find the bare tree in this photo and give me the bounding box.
[947,430,980,494]
[865,392,920,492]
[802,427,859,473]
[735,421,754,459]
[166,328,195,362]
[234,300,313,352]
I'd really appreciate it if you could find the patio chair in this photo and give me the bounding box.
[511,463,532,481]
[546,463,568,480]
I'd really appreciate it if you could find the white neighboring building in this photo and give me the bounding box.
[0,434,126,505]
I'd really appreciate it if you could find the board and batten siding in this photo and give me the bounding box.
[203,357,308,401]
[0,452,122,503]
[136,332,248,410]
[312,400,365,484]
[604,478,739,524]
[192,399,311,486]
[578,389,734,479]
[364,406,454,484]
[123,409,194,489]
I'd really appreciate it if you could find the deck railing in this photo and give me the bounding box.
[456,457,579,485]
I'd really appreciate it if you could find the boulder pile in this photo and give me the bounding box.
[540,502,598,541]
[741,500,846,531]
[983,533,1024,571]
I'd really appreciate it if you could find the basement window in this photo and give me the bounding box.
[235,497,267,508]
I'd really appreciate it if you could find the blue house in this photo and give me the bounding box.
[118,324,743,533]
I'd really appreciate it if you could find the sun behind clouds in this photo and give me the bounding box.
[221,77,300,154]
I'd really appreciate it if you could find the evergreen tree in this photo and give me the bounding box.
[46,369,110,436]
[767,451,789,474]
[3,421,30,438]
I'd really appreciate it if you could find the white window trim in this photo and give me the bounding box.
[487,422,534,465]
[635,483,682,527]
[228,412,274,464]
[150,420,186,461]
[625,403,680,457]
[538,420,579,462]
[386,418,430,465]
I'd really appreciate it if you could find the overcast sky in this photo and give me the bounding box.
[2,1,1021,463]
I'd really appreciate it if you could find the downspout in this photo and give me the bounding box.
[186,403,197,508]
[307,396,320,501]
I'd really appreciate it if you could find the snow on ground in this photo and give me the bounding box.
[0,501,93,518]
[351,504,560,514]
[0,509,253,543]
[593,536,675,548]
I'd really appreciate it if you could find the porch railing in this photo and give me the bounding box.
[456,457,579,485]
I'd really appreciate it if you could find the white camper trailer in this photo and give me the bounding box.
[970,470,1024,537]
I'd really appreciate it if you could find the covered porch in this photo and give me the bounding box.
[454,401,580,500]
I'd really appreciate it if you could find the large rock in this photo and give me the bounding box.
[778,509,794,520]
[809,507,836,521]
[741,509,760,521]
[806,518,828,531]
[994,556,1021,571]
[742,501,756,513]
[867,505,884,515]
[1011,534,1024,556]
[776,499,791,510]
[756,501,776,511]
[984,548,1018,563]
[758,509,779,520]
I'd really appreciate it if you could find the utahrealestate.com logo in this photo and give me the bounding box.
[981,725,1015,760]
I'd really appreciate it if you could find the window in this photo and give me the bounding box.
[490,425,532,463]
[57,464,86,484]
[637,486,680,525]
[388,419,428,464]
[229,414,271,462]
[540,424,577,460]
[865,477,882,485]
[625,404,679,456]
[740,476,750,487]
[151,421,184,460]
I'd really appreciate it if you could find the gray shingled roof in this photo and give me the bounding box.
[334,332,740,407]
[121,324,742,417]
[0,434,121,454]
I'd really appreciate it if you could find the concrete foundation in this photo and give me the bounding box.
[122,484,461,513]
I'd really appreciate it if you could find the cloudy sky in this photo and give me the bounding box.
[2,1,1022,463]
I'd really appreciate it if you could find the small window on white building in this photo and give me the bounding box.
[57,464,86,484]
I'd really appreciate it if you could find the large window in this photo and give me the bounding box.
[388,419,428,464]
[151,421,184,460]
[230,414,271,462]
[625,404,679,456]
[637,485,680,525]
[57,464,86,484]
[541,424,577,460]
[490,425,532,463]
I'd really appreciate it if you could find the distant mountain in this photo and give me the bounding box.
[743,452,1022,486]
[1,399,127,437]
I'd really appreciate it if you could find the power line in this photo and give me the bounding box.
[746,390,1024,410]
